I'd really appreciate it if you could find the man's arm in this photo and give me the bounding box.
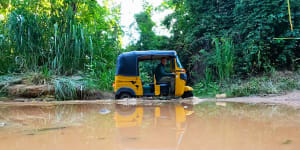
[159,65,174,76]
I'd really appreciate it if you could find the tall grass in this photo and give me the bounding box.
[0,1,121,79]
[7,8,93,75]
[194,38,234,97]
[214,38,234,81]
[54,78,78,100]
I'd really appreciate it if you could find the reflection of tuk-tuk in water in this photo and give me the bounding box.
[113,50,193,99]
[113,104,194,150]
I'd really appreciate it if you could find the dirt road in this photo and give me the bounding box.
[210,90,300,107]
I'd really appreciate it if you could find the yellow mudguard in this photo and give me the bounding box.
[184,86,193,92]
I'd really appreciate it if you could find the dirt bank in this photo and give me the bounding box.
[0,75,114,101]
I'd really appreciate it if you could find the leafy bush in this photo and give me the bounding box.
[194,81,220,97]
[194,68,220,97]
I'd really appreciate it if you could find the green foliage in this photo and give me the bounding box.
[213,38,234,81]
[0,0,121,79]
[194,38,234,96]
[127,5,170,51]
[194,68,220,97]
[97,70,115,91]
[160,0,300,97]
[162,0,300,80]
[139,60,160,84]
[1,0,300,97]
[194,81,220,97]
[85,59,116,91]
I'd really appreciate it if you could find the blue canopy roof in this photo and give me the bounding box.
[116,50,177,76]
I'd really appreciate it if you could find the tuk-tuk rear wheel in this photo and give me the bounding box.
[118,92,132,99]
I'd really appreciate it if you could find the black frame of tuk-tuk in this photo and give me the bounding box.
[115,50,177,77]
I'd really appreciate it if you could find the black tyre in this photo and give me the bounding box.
[118,92,132,99]
[182,91,193,98]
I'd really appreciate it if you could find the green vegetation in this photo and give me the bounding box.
[162,0,300,76]
[54,78,78,100]
[194,71,300,97]
[126,4,169,51]
[158,0,300,97]
[126,0,300,98]
[228,71,300,97]
[0,0,121,92]
[1,0,300,100]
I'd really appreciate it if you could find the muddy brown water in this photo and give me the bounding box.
[1,100,300,150]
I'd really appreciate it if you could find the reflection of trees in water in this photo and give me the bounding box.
[0,104,116,129]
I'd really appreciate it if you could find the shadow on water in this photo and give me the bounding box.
[0,101,300,150]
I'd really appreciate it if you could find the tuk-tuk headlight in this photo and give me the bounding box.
[180,73,187,81]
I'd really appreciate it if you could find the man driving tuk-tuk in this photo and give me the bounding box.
[155,57,175,94]
[113,50,193,99]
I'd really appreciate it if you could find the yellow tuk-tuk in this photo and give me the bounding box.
[113,50,193,99]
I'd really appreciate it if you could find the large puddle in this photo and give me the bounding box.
[1,101,300,150]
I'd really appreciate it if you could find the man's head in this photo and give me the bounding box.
[161,57,167,65]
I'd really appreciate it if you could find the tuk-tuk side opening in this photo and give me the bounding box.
[138,57,174,97]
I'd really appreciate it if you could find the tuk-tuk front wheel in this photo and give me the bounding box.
[117,92,132,99]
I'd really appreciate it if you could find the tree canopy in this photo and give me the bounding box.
[160,0,300,81]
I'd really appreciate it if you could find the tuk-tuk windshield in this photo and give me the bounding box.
[176,56,183,69]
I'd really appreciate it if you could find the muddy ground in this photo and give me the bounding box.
[213,90,300,108]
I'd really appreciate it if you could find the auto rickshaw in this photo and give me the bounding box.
[113,50,193,99]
